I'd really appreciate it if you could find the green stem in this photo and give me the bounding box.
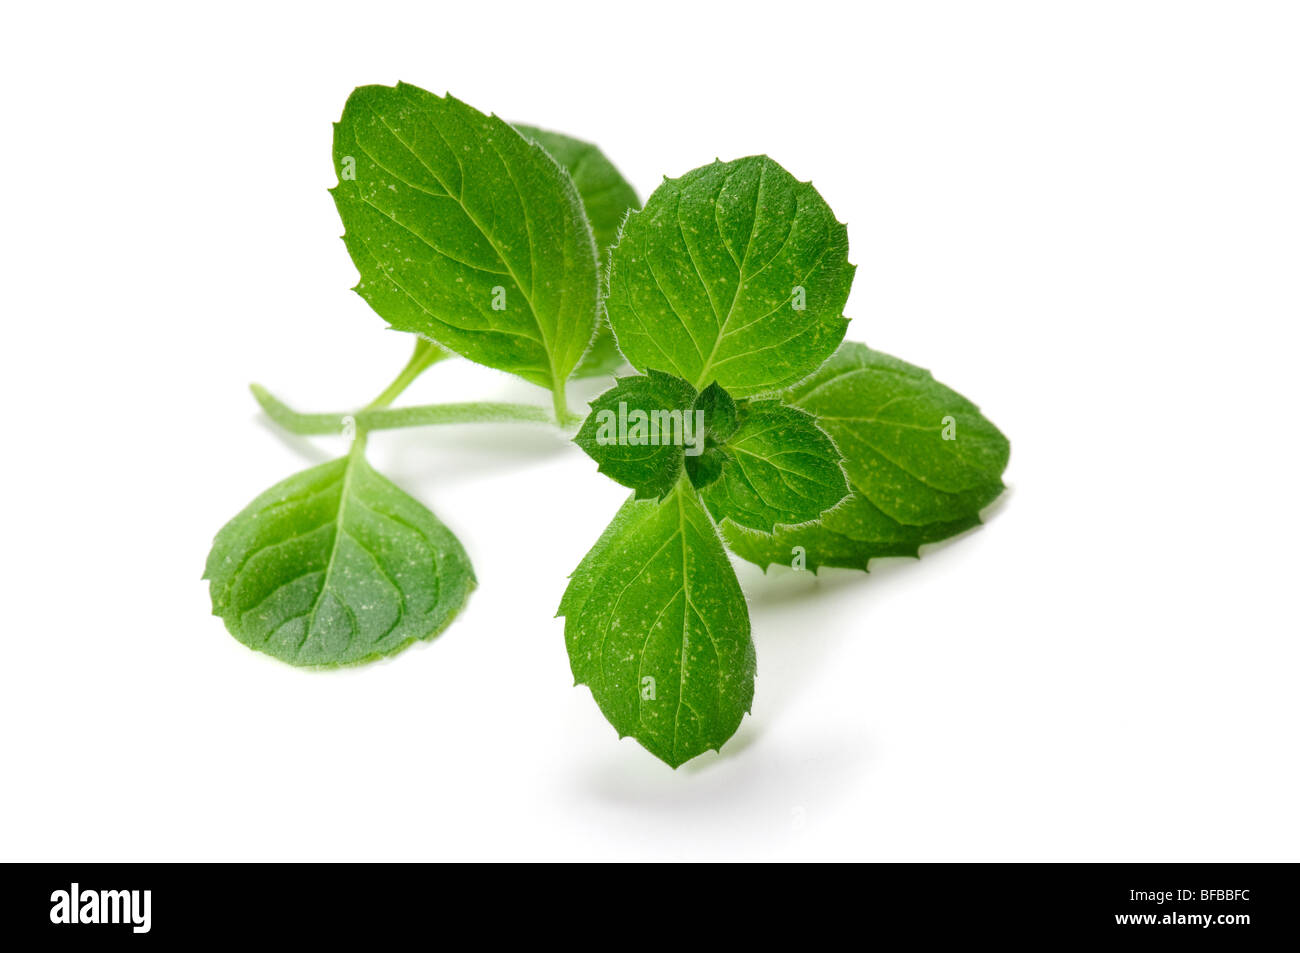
[252,337,579,437]
[360,402,552,429]
[251,384,552,435]
[551,382,578,427]
[365,338,450,411]
[347,426,369,458]
[249,384,345,434]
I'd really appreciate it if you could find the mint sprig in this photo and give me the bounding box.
[207,83,1010,767]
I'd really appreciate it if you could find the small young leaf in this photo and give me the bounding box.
[558,484,756,768]
[573,370,699,500]
[699,400,849,533]
[693,381,739,442]
[331,84,598,398]
[683,382,739,489]
[604,156,854,397]
[684,448,728,490]
[514,123,641,378]
[204,447,475,666]
[723,343,1008,572]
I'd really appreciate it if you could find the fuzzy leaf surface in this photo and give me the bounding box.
[331,84,597,392]
[558,485,755,767]
[205,450,474,666]
[574,370,699,500]
[789,343,1009,524]
[512,124,639,254]
[514,123,641,377]
[684,382,740,489]
[724,343,1008,571]
[723,492,981,573]
[604,155,853,397]
[700,400,848,533]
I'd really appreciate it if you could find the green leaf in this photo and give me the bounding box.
[558,484,756,768]
[723,342,1009,572]
[571,328,626,379]
[204,446,475,667]
[693,381,739,443]
[723,493,981,573]
[573,370,699,500]
[604,155,854,397]
[331,84,598,402]
[513,123,641,379]
[699,399,849,533]
[787,343,1009,525]
[683,381,738,490]
[512,124,639,255]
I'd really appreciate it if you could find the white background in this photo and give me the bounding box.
[1,1,1297,861]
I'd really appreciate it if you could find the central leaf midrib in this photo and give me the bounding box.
[298,445,364,653]
[693,161,767,389]
[671,485,692,761]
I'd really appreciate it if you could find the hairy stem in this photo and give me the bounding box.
[251,384,552,435]
[365,337,450,411]
[360,402,552,429]
[551,382,578,428]
[252,336,577,436]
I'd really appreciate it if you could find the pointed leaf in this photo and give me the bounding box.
[331,84,598,394]
[558,485,755,767]
[724,343,1008,572]
[604,155,854,396]
[787,343,1009,525]
[693,381,739,442]
[204,449,475,666]
[684,382,739,489]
